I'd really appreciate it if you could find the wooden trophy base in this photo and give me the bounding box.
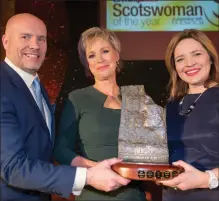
[112,162,184,181]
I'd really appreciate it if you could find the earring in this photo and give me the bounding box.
[116,60,119,66]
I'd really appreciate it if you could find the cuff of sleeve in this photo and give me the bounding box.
[72,167,87,196]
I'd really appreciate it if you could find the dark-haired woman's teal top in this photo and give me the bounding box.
[54,86,146,200]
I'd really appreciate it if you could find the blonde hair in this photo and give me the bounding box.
[78,27,122,78]
[165,29,219,99]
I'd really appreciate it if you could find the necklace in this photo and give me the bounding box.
[178,92,204,116]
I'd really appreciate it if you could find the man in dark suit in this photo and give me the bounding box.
[0,13,129,201]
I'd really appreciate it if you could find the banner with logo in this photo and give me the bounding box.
[107,0,219,31]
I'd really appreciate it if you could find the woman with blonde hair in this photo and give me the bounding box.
[54,27,146,200]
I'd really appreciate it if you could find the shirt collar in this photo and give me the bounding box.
[5,57,38,88]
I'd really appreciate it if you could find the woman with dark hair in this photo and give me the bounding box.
[160,29,219,201]
[54,27,146,201]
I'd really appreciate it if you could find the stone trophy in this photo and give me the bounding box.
[112,85,184,181]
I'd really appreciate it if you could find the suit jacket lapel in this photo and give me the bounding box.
[2,62,51,141]
[40,84,55,145]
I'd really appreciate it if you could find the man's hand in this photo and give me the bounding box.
[86,158,130,192]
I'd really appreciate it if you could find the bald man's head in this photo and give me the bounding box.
[2,13,47,75]
[5,13,46,36]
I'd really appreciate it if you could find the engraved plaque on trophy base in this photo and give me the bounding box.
[112,162,184,181]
